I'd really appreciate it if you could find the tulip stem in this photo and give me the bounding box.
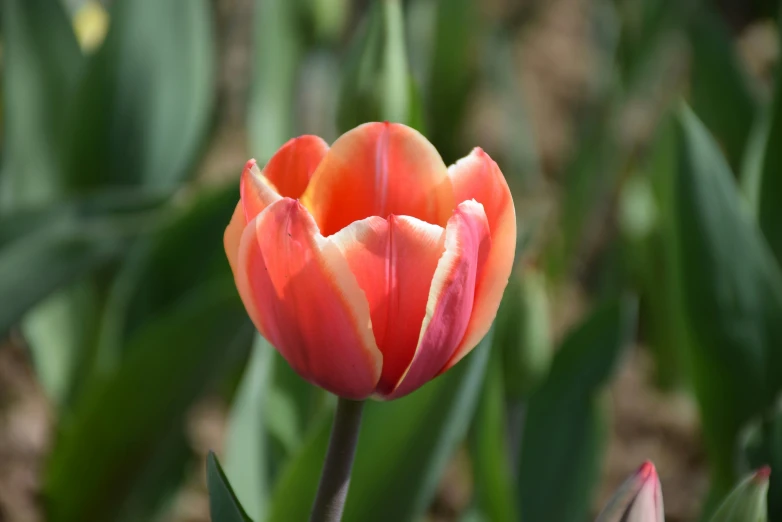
[309,398,365,522]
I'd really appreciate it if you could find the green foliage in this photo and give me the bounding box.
[496,268,552,399]
[469,354,518,522]
[6,0,782,521]
[268,335,492,522]
[709,469,770,522]
[224,336,275,521]
[688,10,758,173]
[60,0,215,191]
[337,0,423,133]
[207,452,254,522]
[0,0,83,207]
[518,299,637,522]
[674,105,782,501]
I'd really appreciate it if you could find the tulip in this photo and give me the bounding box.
[595,460,664,522]
[710,467,770,522]
[224,122,516,400]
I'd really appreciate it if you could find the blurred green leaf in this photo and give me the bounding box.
[673,106,782,501]
[248,0,302,161]
[61,0,216,190]
[95,183,238,371]
[265,413,331,522]
[23,283,98,408]
[225,335,275,521]
[756,41,782,267]
[116,426,193,522]
[0,189,167,406]
[482,30,541,189]
[518,298,636,522]
[688,10,758,173]
[268,333,493,522]
[207,452,254,522]
[337,0,423,132]
[709,468,770,522]
[559,104,621,276]
[743,412,782,521]
[496,268,552,400]
[0,218,129,337]
[1,0,83,208]
[640,115,689,389]
[425,0,478,162]
[469,354,517,522]
[46,277,251,522]
[739,110,770,216]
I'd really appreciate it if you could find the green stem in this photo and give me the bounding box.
[309,398,365,522]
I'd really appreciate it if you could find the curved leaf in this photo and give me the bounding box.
[61,0,216,190]
[674,105,782,499]
[207,452,254,522]
[517,298,637,522]
[1,0,82,208]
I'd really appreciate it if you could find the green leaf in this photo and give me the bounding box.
[709,468,770,522]
[0,218,129,337]
[517,298,636,522]
[267,334,493,522]
[641,115,689,389]
[0,0,83,208]
[496,268,552,399]
[46,278,252,522]
[0,189,167,405]
[756,37,782,267]
[742,411,782,521]
[207,452,254,522]
[469,354,517,522]
[425,0,479,163]
[673,105,782,499]
[94,183,238,371]
[688,10,758,172]
[224,335,275,521]
[61,0,216,190]
[248,0,302,161]
[23,283,98,407]
[337,0,423,132]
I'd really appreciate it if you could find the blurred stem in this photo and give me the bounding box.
[309,398,364,522]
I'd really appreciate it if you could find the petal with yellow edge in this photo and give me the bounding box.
[263,135,329,199]
[302,122,454,236]
[440,148,516,373]
[332,215,445,395]
[235,198,382,399]
[385,200,491,399]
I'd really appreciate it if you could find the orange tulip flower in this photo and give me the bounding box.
[224,122,515,400]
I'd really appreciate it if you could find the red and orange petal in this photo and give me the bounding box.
[440,148,516,372]
[385,200,491,399]
[240,159,281,222]
[301,122,454,237]
[234,198,382,399]
[263,135,329,199]
[332,215,446,395]
[240,136,329,222]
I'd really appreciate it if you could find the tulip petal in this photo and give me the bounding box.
[595,461,664,522]
[386,200,491,399]
[240,159,282,222]
[301,122,455,236]
[332,215,446,395]
[263,135,329,199]
[224,202,246,276]
[441,148,516,372]
[235,198,382,399]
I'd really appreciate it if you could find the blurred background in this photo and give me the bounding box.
[1,0,781,521]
